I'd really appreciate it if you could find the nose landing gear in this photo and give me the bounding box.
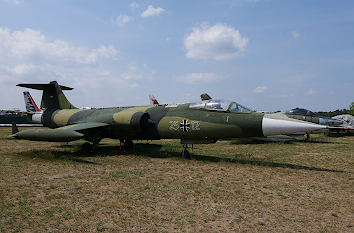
[181,144,191,159]
[82,142,95,154]
[81,136,102,154]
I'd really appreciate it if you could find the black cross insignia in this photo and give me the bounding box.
[180,119,191,132]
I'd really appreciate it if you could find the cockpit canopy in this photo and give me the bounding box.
[189,99,252,113]
[288,108,317,117]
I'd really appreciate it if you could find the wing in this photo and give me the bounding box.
[10,122,109,142]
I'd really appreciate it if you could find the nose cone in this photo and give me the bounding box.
[262,117,326,136]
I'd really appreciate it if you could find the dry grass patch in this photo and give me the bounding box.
[0,127,353,232]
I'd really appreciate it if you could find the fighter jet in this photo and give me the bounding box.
[266,108,345,140]
[284,108,343,127]
[330,114,354,135]
[10,81,326,158]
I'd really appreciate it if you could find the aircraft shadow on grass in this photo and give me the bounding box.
[231,139,345,145]
[18,149,100,165]
[55,143,349,173]
[14,142,348,173]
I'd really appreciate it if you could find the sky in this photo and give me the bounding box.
[0,0,353,112]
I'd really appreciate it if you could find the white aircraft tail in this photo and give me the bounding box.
[149,95,159,105]
[23,91,41,113]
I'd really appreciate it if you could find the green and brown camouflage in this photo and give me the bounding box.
[11,81,326,154]
[40,102,264,141]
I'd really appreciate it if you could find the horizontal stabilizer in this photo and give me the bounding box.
[17,83,74,91]
[17,81,77,110]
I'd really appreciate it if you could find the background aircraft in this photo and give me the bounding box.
[284,108,343,127]
[149,95,159,105]
[0,110,30,126]
[23,91,43,124]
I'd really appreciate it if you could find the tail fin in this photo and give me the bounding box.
[17,81,77,110]
[200,93,212,101]
[149,94,159,105]
[23,91,41,113]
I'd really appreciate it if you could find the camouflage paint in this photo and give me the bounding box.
[12,81,328,144]
[42,102,263,141]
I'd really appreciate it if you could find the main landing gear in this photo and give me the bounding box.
[81,137,102,154]
[181,144,191,160]
[123,139,134,150]
[82,142,95,154]
[305,133,311,141]
[119,139,134,151]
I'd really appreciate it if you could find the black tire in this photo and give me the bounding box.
[82,142,94,154]
[181,149,191,160]
[123,140,134,150]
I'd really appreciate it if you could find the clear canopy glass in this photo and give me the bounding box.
[189,99,252,113]
[289,108,317,116]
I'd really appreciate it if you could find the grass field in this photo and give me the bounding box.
[0,127,353,232]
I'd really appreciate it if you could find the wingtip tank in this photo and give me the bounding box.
[9,129,84,142]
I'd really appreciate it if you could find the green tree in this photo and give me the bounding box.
[348,102,354,116]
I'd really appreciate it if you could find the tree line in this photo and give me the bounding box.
[315,102,354,117]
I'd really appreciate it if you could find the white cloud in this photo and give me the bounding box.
[1,0,23,5]
[176,73,221,84]
[0,27,166,110]
[116,15,133,26]
[184,23,248,60]
[253,86,268,93]
[306,89,316,95]
[0,27,122,107]
[291,30,300,39]
[230,0,260,8]
[0,27,117,64]
[120,65,153,80]
[121,72,143,80]
[129,83,139,88]
[130,2,139,9]
[141,5,166,18]
[11,64,37,75]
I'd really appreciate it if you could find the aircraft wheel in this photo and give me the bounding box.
[124,140,134,150]
[181,149,191,160]
[92,137,101,145]
[82,142,94,154]
[305,133,310,141]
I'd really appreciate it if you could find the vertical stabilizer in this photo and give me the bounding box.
[149,95,159,105]
[17,81,77,110]
[23,91,41,113]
